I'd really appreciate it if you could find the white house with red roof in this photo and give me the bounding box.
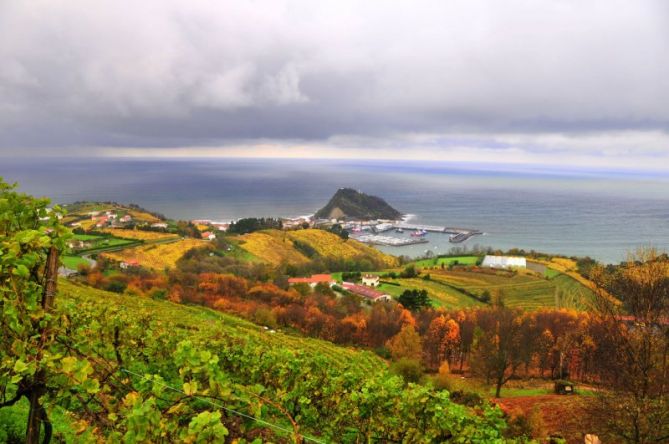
[120,259,140,269]
[201,231,216,240]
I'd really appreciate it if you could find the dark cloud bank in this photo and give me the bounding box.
[0,0,667,167]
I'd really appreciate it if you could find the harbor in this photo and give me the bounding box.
[353,233,429,246]
[353,222,483,247]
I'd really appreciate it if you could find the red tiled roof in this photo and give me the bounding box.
[288,274,333,284]
[342,282,388,300]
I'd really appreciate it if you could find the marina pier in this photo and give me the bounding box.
[354,222,483,246]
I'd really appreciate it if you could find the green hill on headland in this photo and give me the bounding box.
[315,188,402,220]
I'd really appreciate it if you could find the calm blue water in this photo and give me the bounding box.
[2,157,668,264]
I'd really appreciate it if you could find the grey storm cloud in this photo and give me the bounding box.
[0,0,668,156]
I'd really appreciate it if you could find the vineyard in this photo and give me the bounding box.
[286,229,398,267]
[237,229,398,267]
[102,238,205,269]
[380,268,594,310]
[237,231,311,265]
[1,280,508,442]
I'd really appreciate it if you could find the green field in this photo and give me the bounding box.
[413,255,481,268]
[75,237,139,254]
[61,255,89,270]
[379,278,483,309]
[72,233,104,241]
[544,267,561,279]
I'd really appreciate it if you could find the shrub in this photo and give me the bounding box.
[253,306,278,329]
[399,264,418,278]
[390,358,423,384]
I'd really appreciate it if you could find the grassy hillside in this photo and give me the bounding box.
[237,231,311,266]
[380,278,484,309]
[102,238,205,269]
[237,229,398,267]
[286,229,397,266]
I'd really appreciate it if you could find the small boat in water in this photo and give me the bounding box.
[410,229,427,237]
[395,228,404,233]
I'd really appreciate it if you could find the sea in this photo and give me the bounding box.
[2,157,669,264]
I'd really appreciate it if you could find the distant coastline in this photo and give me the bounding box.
[2,157,668,263]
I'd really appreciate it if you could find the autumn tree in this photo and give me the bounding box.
[471,306,525,397]
[587,248,669,443]
[386,324,423,361]
[423,315,461,370]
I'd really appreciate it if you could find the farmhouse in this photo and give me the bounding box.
[201,231,216,241]
[361,274,380,287]
[120,215,132,223]
[288,274,336,288]
[342,282,392,302]
[120,259,140,269]
[151,223,168,229]
[481,255,527,269]
[95,216,109,228]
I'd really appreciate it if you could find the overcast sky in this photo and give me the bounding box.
[1,0,668,170]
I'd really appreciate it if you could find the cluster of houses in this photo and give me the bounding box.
[89,210,133,228]
[190,219,228,240]
[287,273,392,303]
[191,219,230,232]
